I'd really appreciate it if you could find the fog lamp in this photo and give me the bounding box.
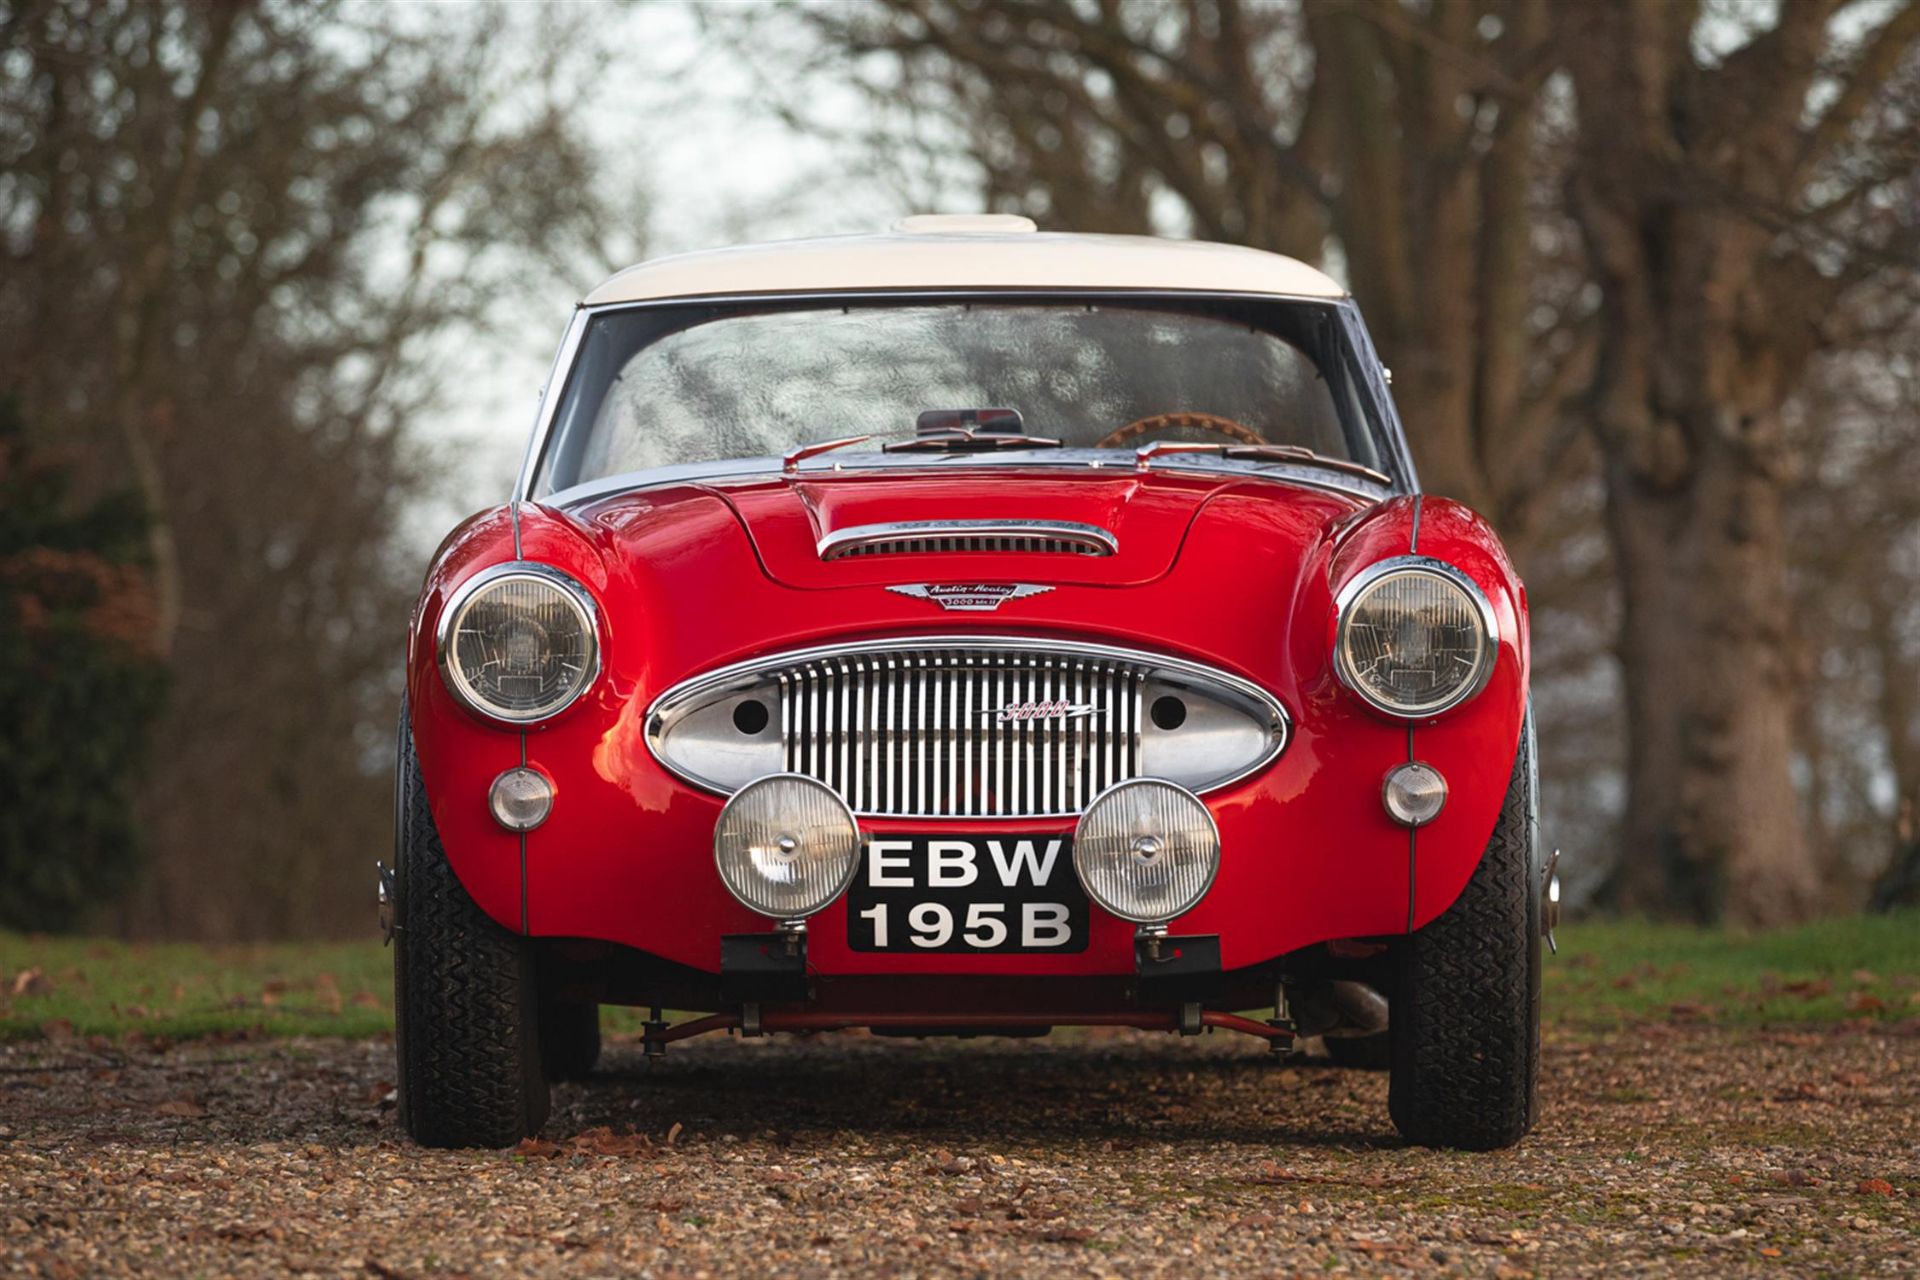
[1072,779,1220,924]
[1382,762,1447,827]
[489,766,554,832]
[714,774,861,920]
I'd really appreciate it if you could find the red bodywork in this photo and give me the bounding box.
[406,462,1528,1013]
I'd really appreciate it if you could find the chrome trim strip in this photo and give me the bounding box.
[434,561,602,727]
[513,308,591,503]
[645,635,1290,818]
[1332,555,1499,719]
[817,519,1117,560]
[543,452,1389,511]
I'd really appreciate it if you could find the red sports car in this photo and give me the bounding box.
[391,215,1554,1151]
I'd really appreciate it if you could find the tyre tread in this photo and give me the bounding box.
[394,703,549,1148]
[1388,725,1541,1150]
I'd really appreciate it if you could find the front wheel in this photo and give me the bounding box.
[1387,721,1542,1150]
[393,700,550,1148]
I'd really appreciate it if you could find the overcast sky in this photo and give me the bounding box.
[425,0,937,516]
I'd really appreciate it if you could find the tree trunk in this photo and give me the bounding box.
[1607,423,1815,925]
[1866,569,1920,910]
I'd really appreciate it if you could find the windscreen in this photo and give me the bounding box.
[536,299,1386,494]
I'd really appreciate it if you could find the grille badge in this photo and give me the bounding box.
[984,700,1097,723]
[887,583,1052,612]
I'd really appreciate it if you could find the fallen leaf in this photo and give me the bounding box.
[1759,1247,1783,1257]
[157,1098,206,1117]
[10,968,51,996]
[1667,1001,1713,1022]
[1845,991,1885,1014]
[39,1018,75,1044]
[1831,1070,1870,1087]
[1857,1178,1895,1196]
[1851,969,1877,985]
[575,1126,652,1157]
[1783,978,1832,999]
[665,1121,683,1147]
[1244,1163,1414,1189]
[350,991,381,1009]
[514,1137,561,1157]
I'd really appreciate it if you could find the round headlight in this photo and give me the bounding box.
[437,564,599,724]
[1334,557,1497,717]
[714,774,861,920]
[1072,779,1220,925]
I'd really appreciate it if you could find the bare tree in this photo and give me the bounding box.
[1,0,621,936]
[764,0,1592,538]
[1563,0,1920,924]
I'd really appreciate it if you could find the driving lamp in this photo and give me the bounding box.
[437,564,599,724]
[1072,779,1220,925]
[714,774,861,920]
[1335,557,1496,717]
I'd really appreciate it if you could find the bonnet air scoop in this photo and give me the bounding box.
[818,519,1117,560]
[710,469,1338,590]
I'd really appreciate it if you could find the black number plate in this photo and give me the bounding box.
[847,835,1089,953]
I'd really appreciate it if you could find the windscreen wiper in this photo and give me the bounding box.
[884,427,1065,454]
[1134,440,1391,486]
[783,435,872,473]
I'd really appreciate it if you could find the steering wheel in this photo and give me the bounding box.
[1093,411,1267,450]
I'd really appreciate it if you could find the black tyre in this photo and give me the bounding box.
[393,700,550,1148]
[539,1000,602,1081]
[1387,719,1541,1150]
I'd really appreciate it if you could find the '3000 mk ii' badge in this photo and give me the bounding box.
[887,583,1053,613]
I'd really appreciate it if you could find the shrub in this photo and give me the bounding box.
[0,399,166,930]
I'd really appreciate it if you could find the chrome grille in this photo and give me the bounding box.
[836,535,1101,558]
[776,648,1144,818]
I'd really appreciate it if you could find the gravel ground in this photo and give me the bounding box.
[2,1025,1916,1277]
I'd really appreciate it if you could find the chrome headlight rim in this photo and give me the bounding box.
[435,561,602,726]
[1071,777,1222,925]
[1333,555,1499,719]
[712,772,863,920]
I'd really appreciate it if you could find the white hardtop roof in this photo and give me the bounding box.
[583,216,1347,307]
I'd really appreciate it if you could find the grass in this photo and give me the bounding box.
[1544,911,1920,1031]
[2,912,1916,1043]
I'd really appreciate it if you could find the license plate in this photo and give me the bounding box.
[847,835,1089,953]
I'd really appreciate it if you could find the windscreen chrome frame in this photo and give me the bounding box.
[511,289,1419,506]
